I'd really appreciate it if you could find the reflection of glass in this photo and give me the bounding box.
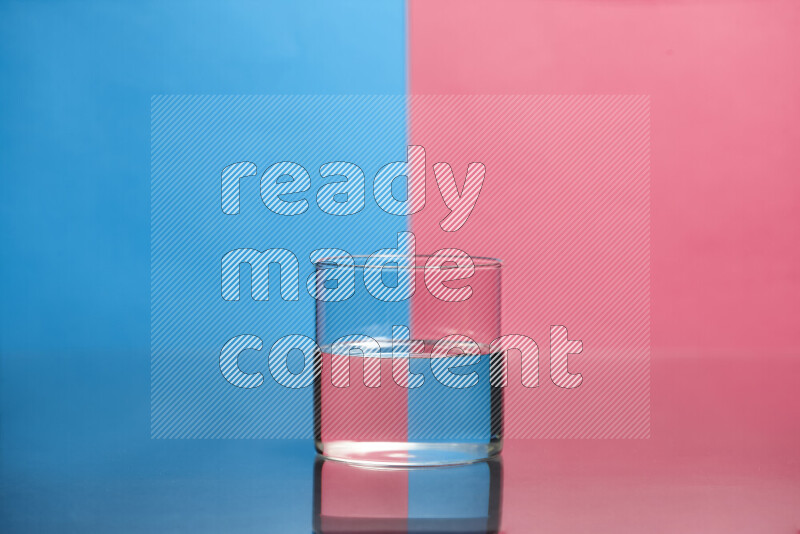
[312,455,502,534]
[314,254,503,466]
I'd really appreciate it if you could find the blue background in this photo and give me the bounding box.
[0,1,406,531]
[150,95,408,439]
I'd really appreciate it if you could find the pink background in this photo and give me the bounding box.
[410,0,799,530]
[410,94,651,438]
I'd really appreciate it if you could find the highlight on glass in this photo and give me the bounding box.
[313,253,503,466]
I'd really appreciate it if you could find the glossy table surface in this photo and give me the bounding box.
[2,350,798,533]
[2,2,799,531]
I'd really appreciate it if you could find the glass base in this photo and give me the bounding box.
[316,440,503,467]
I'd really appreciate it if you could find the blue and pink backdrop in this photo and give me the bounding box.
[2,1,799,532]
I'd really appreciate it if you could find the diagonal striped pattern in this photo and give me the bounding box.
[373,145,426,215]
[391,325,425,389]
[329,334,383,388]
[220,247,299,301]
[549,325,584,389]
[219,334,264,389]
[317,162,366,216]
[267,334,319,389]
[221,161,257,215]
[432,161,486,232]
[410,94,651,439]
[151,95,408,439]
[362,232,416,302]
[153,94,648,441]
[489,334,539,388]
[429,335,482,389]
[422,249,475,302]
[330,352,350,388]
[407,351,493,441]
[260,161,311,216]
[319,351,409,442]
[306,248,356,301]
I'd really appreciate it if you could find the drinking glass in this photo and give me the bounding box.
[314,253,502,466]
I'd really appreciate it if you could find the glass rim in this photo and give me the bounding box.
[314,253,503,270]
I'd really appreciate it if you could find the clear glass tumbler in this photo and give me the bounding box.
[314,253,502,466]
